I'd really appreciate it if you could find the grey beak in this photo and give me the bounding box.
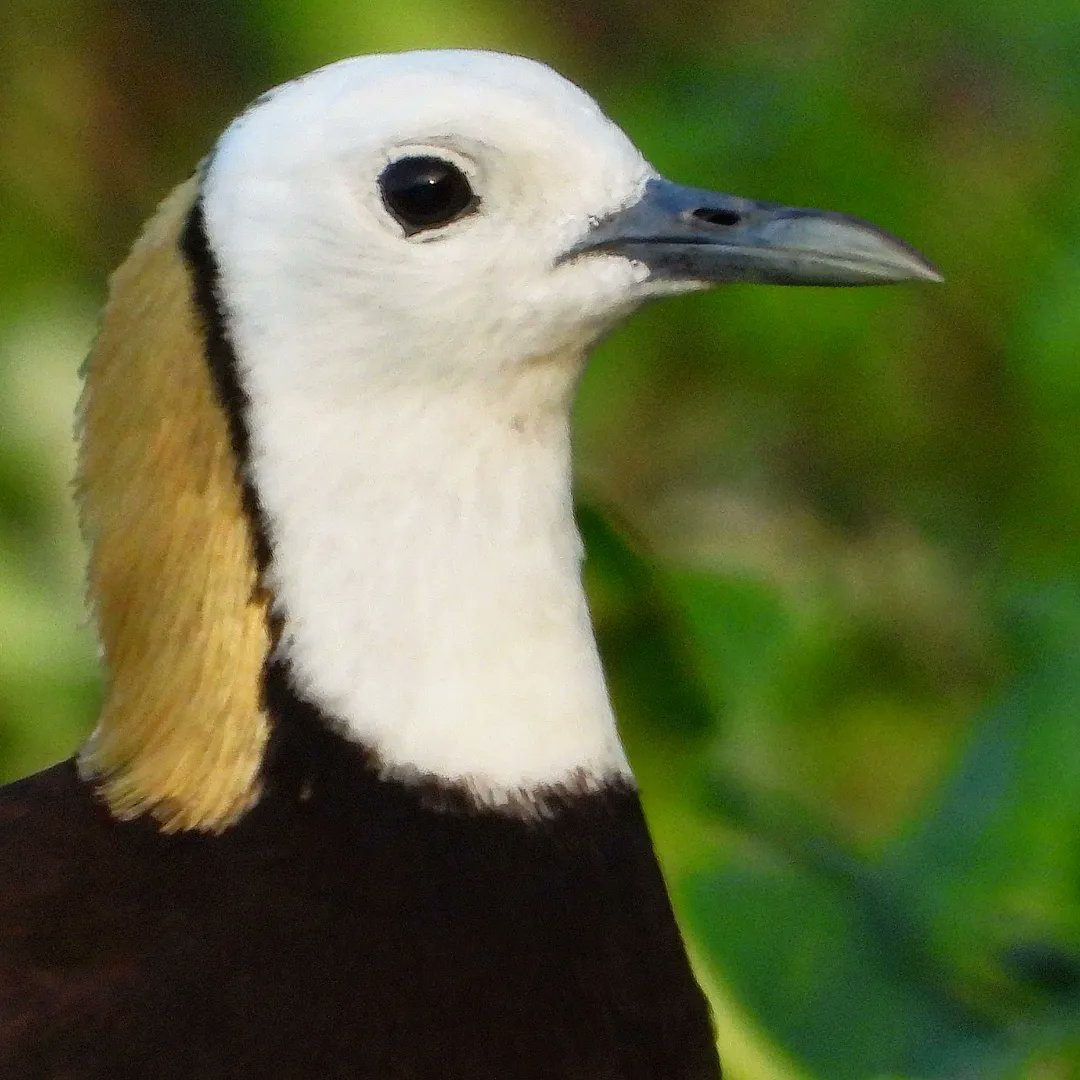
[568,178,942,286]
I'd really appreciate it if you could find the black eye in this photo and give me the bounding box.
[378,156,477,234]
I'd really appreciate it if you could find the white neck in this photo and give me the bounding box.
[246,355,631,800]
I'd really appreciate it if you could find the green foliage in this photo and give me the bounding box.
[3,2,1079,1076]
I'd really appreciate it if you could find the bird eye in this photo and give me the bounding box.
[378,156,477,235]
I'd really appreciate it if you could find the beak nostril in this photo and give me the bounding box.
[692,207,742,227]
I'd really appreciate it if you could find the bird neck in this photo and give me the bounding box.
[250,362,631,806]
[77,181,630,831]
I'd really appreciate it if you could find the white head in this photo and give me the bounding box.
[186,50,937,808]
[204,51,658,400]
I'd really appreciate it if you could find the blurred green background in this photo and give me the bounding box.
[3,1,1079,1076]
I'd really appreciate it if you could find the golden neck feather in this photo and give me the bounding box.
[77,178,271,833]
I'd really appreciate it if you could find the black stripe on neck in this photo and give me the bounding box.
[179,194,273,573]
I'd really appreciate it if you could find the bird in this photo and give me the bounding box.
[0,49,939,1080]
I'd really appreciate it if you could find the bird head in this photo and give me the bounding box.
[203,50,937,402]
[205,51,656,395]
[78,50,939,831]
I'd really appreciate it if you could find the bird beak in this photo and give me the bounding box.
[568,178,942,286]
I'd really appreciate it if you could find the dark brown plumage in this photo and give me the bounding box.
[0,671,721,1079]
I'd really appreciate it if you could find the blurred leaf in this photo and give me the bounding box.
[881,581,1080,1016]
[580,501,716,740]
[683,858,1005,1080]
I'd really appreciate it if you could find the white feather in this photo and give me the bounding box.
[201,51,667,798]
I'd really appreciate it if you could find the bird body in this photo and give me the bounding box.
[0,49,937,1078]
[0,755,716,1079]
